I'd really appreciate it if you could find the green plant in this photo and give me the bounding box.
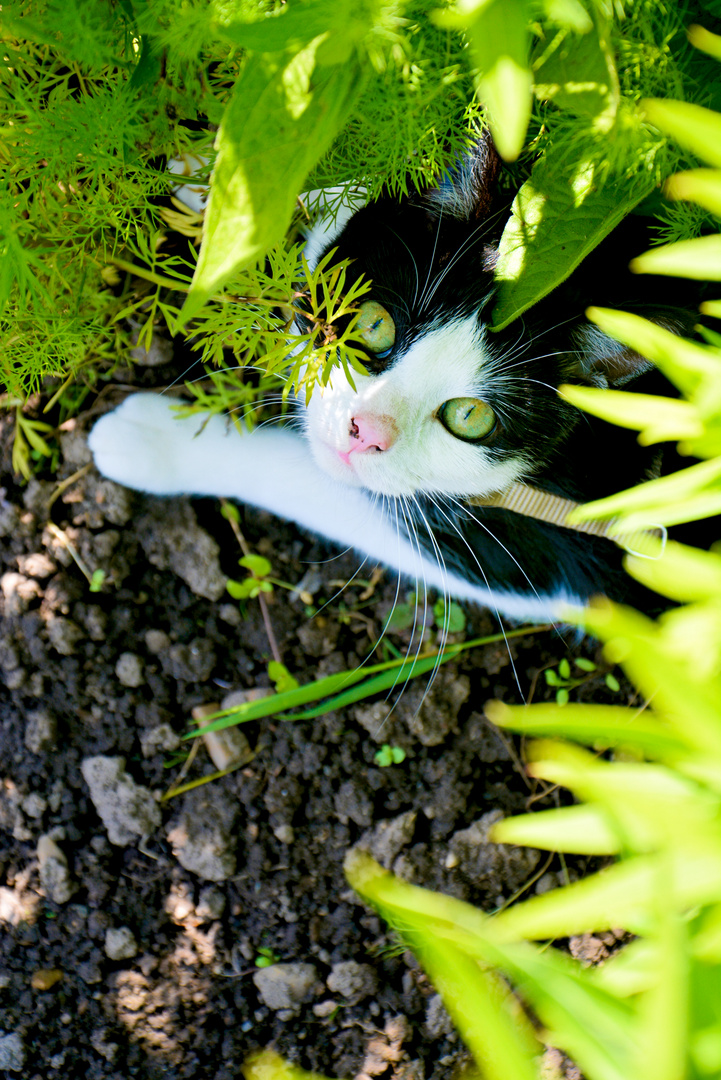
[255,945,282,968]
[4,0,714,477]
[373,743,407,766]
[343,49,721,1080]
[543,656,620,706]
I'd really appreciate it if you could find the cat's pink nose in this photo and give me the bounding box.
[349,414,396,453]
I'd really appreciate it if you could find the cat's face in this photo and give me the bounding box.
[301,191,582,499]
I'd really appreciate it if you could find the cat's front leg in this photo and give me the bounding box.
[89,394,413,572]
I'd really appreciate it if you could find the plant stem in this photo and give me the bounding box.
[220,497,283,665]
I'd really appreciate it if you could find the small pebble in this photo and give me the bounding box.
[105,926,138,960]
[115,652,145,688]
[0,1032,25,1072]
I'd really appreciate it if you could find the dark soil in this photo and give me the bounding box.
[0,398,622,1079]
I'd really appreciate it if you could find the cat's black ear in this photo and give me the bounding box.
[572,324,654,387]
[424,128,501,221]
[573,310,697,388]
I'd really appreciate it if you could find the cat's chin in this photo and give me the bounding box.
[311,439,415,497]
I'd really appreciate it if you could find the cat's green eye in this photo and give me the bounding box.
[439,397,496,441]
[356,301,395,356]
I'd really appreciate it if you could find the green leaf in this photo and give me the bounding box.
[665,168,721,219]
[625,539,721,604]
[532,11,618,128]
[630,234,721,280]
[268,660,300,693]
[239,554,272,578]
[219,0,373,55]
[641,98,721,169]
[485,700,690,759]
[559,384,703,444]
[344,851,541,1080]
[574,657,597,672]
[181,33,366,321]
[491,159,651,330]
[226,578,255,599]
[491,802,622,854]
[89,569,106,593]
[345,850,638,1080]
[687,23,721,62]
[539,0,593,33]
[435,0,532,162]
[433,598,466,633]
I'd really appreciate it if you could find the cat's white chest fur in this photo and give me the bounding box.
[89,393,579,622]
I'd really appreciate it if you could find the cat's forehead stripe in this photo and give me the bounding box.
[388,315,490,398]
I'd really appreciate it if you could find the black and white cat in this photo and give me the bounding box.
[89,139,702,623]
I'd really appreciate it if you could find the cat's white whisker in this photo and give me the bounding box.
[428,494,525,699]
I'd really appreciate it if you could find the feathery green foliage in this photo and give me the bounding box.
[2,0,717,460]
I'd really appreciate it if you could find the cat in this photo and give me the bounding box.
[89,138,706,625]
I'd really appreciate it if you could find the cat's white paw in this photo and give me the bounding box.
[89,394,206,495]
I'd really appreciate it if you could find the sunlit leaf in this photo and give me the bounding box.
[665,168,721,219]
[435,0,532,162]
[687,23,721,63]
[532,10,618,128]
[490,803,622,854]
[624,539,721,604]
[485,699,690,758]
[491,161,651,330]
[641,98,721,168]
[182,34,366,320]
[630,234,721,280]
[559,384,702,444]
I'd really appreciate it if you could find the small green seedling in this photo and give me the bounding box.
[433,598,466,634]
[227,554,274,600]
[268,660,299,694]
[544,657,620,705]
[89,569,106,593]
[254,946,281,968]
[374,744,406,767]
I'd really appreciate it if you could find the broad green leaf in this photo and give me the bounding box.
[540,0,593,33]
[665,168,721,219]
[630,234,721,280]
[218,0,373,55]
[435,0,532,162]
[532,11,618,128]
[642,98,721,168]
[490,803,622,854]
[182,34,365,321]
[491,160,651,330]
[485,699,689,758]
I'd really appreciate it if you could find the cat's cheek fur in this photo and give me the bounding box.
[88,394,579,622]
